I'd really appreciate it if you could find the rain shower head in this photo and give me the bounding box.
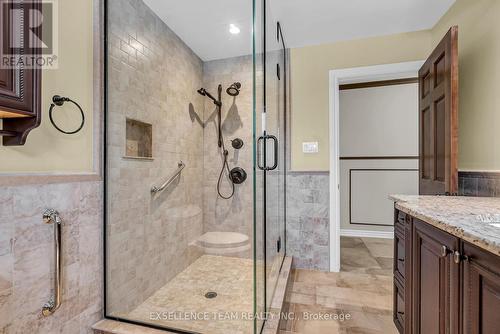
[226,82,241,97]
[197,88,207,96]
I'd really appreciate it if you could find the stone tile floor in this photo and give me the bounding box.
[123,255,254,334]
[279,237,397,334]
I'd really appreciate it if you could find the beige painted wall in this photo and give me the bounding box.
[432,0,500,171]
[290,31,432,171]
[0,0,94,173]
[291,0,500,171]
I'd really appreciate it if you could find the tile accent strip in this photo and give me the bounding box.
[458,171,500,197]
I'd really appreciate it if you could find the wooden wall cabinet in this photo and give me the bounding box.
[0,0,42,145]
[394,209,500,334]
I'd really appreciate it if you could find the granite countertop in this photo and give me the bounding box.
[390,195,500,256]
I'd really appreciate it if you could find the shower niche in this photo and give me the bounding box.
[124,118,152,159]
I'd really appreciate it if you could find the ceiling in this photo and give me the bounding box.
[143,0,456,61]
[143,0,253,61]
[272,0,456,49]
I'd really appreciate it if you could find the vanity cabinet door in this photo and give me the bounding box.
[462,242,500,334]
[404,214,413,334]
[0,0,42,145]
[411,218,460,334]
[0,0,40,118]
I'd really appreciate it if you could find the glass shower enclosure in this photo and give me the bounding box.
[104,1,288,333]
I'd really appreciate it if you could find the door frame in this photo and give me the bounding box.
[328,61,424,272]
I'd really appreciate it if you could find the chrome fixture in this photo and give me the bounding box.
[42,209,62,317]
[151,161,185,194]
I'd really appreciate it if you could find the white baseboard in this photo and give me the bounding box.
[340,229,394,239]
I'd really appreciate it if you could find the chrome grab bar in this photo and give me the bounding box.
[151,161,185,194]
[42,209,62,317]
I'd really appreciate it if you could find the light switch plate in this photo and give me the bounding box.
[302,141,319,153]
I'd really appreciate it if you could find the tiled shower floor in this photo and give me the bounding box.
[125,255,255,334]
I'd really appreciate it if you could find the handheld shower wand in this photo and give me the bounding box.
[197,84,234,199]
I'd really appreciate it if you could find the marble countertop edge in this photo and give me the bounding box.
[389,195,500,257]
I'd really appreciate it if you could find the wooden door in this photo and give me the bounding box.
[412,219,460,334]
[418,26,458,195]
[462,242,500,334]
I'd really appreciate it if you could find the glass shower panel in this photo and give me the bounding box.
[253,0,265,332]
[262,0,287,311]
[105,0,259,333]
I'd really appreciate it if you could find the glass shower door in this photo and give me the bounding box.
[263,6,287,309]
[254,0,288,331]
[253,0,266,332]
[254,0,287,323]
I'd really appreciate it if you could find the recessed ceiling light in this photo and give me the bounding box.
[229,24,240,35]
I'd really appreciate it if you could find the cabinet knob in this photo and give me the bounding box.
[453,251,469,264]
[441,245,450,257]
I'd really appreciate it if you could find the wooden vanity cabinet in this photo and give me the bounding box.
[393,209,500,334]
[411,218,460,334]
[462,242,500,334]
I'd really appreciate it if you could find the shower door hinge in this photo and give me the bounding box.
[277,236,282,253]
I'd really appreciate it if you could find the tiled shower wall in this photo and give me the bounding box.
[0,181,102,333]
[107,0,205,313]
[202,56,254,256]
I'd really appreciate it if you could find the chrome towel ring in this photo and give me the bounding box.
[48,95,85,135]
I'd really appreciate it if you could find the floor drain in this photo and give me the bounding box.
[205,291,217,299]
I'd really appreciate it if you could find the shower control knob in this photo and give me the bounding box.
[230,167,247,184]
[231,138,244,149]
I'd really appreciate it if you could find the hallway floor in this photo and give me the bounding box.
[340,236,394,275]
[279,237,397,334]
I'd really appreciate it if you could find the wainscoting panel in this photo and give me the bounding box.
[340,159,418,232]
[350,169,419,227]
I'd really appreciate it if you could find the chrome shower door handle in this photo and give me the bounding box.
[42,209,62,317]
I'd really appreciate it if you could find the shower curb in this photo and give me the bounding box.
[92,319,179,334]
